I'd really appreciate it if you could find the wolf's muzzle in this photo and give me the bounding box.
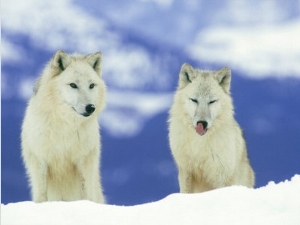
[83,104,95,117]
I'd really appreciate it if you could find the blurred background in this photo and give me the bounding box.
[1,0,300,205]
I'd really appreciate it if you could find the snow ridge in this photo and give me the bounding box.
[2,175,300,225]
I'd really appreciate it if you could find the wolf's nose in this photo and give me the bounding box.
[197,121,208,130]
[85,104,95,114]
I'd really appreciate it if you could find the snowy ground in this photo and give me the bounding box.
[2,175,300,225]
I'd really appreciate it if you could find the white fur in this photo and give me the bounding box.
[21,50,106,203]
[168,63,254,193]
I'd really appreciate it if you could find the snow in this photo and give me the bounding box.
[187,21,300,78]
[2,0,170,90]
[101,91,173,137]
[2,0,300,137]
[139,0,174,9]
[2,175,300,225]
[3,0,300,81]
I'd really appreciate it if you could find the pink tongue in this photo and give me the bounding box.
[196,123,206,136]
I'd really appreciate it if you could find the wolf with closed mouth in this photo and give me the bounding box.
[168,63,255,193]
[21,50,106,203]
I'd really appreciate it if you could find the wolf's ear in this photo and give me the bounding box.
[179,63,196,89]
[215,67,231,94]
[87,52,102,76]
[51,50,71,74]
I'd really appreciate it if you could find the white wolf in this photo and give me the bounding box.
[168,63,254,193]
[21,50,106,203]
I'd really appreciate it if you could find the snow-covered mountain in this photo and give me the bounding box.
[1,0,300,205]
[2,175,300,225]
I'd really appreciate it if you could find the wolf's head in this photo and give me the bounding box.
[36,50,106,119]
[177,63,233,136]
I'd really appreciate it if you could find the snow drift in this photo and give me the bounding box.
[2,175,300,225]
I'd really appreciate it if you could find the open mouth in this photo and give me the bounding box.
[196,121,208,136]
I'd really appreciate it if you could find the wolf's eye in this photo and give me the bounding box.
[70,83,78,89]
[209,100,217,104]
[89,83,95,89]
[190,98,198,103]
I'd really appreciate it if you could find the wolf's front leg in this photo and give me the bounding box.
[78,153,105,203]
[25,153,48,202]
[178,168,193,193]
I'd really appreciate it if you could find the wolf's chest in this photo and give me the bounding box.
[34,125,99,160]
